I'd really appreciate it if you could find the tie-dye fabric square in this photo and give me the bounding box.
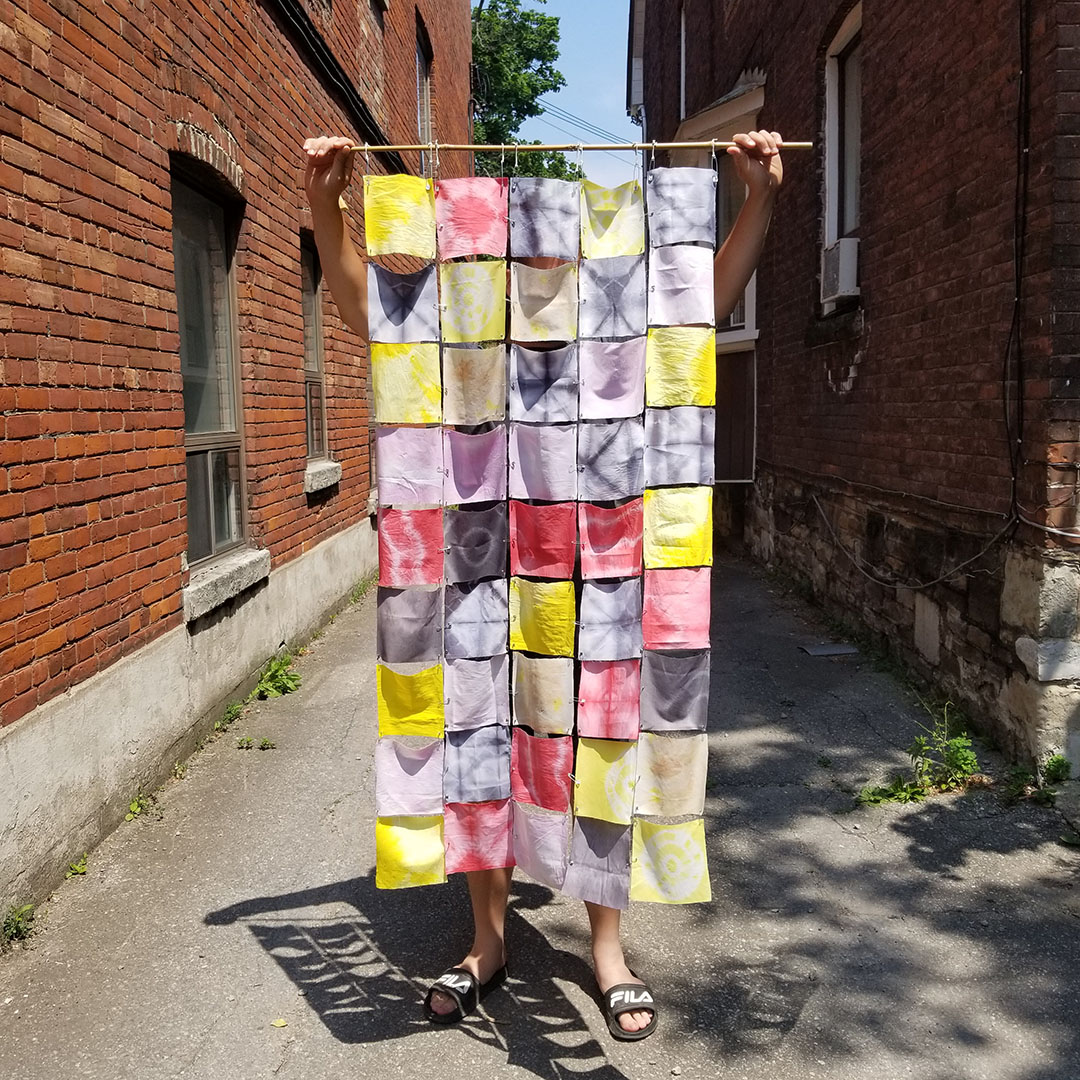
[440,261,507,343]
[367,263,440,343]
[581,179,645,259]
[645,166,717,248]
[436,177,509,260]
[509,177,580,260]
[363,174,436,258]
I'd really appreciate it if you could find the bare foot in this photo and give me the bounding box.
[593,949,654,1034]
[427,944,507,1017]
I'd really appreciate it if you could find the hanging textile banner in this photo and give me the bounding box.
[366,168,715,905]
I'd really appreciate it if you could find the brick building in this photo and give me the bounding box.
[0,0,472,905]
[628,0,1080,769]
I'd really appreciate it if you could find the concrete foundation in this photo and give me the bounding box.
[0,518,378,909]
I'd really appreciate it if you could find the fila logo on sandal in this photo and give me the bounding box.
[436,974,474,993]
[610,989,654,1006]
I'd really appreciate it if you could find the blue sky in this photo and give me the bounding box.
[476,0,641,187]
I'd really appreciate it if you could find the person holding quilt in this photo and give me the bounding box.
[301,130,783,1041]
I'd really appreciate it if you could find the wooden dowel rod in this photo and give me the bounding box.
[346,140,813,153]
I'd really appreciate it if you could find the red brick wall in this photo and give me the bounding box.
[643,0,1054,522]
[0,0,472,726]
[636,1,1064,751]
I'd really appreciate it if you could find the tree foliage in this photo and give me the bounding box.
[471,0,582,180]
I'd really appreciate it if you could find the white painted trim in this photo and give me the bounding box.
[716,328,760,354]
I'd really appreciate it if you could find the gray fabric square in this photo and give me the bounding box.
[579,255,646,338]
[376,586,441,663]
[644,407,716,486]
[509,423,578,501]
[561,816,631,910]
[510,343,578,422]
[640,649,711,731]
[578,418,645,500]
[367,263,440,343]
[646,167,717,247]
[444,579,509,659]
[444,504,509,583]
[647,244,714,327]
[444,724,512,803]
[509,177,581,260]
[579,578,643,661]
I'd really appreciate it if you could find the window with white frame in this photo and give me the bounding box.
[300,238,328,459]
[172,176,244,565]
[822,5,862,306]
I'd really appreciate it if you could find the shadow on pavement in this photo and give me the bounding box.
[205,875,631,1080]
[659,560,1080,1078]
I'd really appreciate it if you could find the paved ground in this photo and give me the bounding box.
[2,557,1079,1080]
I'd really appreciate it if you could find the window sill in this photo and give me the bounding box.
[716,329,759,354]
[183,546,271,623]
[304,459,342,494]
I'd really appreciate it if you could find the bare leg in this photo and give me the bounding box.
[427,866,512,1016]
[586,901,654,1033]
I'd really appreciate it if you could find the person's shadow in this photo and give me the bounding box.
[205,873,631,1080]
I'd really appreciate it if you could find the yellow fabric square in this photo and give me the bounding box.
[371,342,441,424]
[573,738,637,825]
[634,732,708,816]
[630,818,711,904]
[363,175,436,259]
[645,327,716,406]
[643,487,713,569]
[509,578,575,656]
[440,261,507,343]
[376,664,445,737]
[581,179,645,259]
[375,815,446,889]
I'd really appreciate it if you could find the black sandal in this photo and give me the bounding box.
[423,964,508,1024]
[601,980,658,1041]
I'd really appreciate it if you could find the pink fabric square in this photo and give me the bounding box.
[510,501,576,578]
[643,567,712,649]
[510,729,574,812]
[444,427,507,505]
[578,500,643,579]
[376,426,443,506]
[577,659,641,739]
[378,508,443,586]
[436,177,509,260]
[444,799,516,874]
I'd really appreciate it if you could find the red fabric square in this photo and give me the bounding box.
[510,501,577,579]
[577,659,641,739]
[444,799,515,874]
[510,730,574,812]
[378,508,444,586]
[578,500,643,579]
[642,567,711,649]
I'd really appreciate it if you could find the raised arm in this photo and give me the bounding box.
[302,136,368,341]
[714,130,784,322]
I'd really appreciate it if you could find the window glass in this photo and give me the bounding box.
[173,183,236,435]
[301,241,328,458]
[717,155,746,331]
[839,34,862,236]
